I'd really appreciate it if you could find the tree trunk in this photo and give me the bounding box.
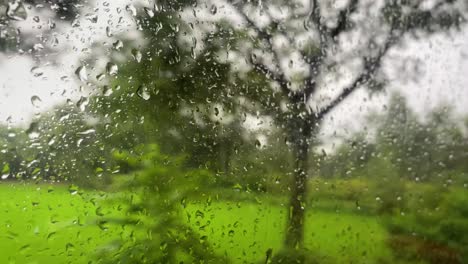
[218,137,231,175]
[284,117,313,249]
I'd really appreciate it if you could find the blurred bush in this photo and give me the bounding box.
[98,143,228,263]
[386,186,468,263]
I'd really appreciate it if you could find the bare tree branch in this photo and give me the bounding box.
[316,33,396,119]
[249,55,290,95]
[315,0,465,119]
[260,8,319,100]
[226,0,291,95]
[297,0,327,100]
[311,0,327,55]
[329,0,359,40]
[230,1,326,100]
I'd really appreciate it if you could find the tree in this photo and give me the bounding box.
[368,93,468,181]
[171,0,467,249]
[88,0,468,252]
[100,144,229,263]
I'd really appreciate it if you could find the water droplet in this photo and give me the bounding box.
[106,62,118,76]
[154,2,163,12]
[251,53,257,62]
[96,73,105,81]
[65,242,75,251]
[95,207,104,216]
[131,48,142,63]
[49,38,58,49]
[106,26,112,37]
[190,47,196,59]
[210,5,217,15]
[160,241,168,250]
[48,19,56,29]
[195,210,204,219]
[126,4,137,16]
[47,232,56,240]
[71,19,80,27]
[144,7,155,18]
[303,19,310,30]
[33,43,44,51]
[199,235,208,243]
[97,220,109,231]
[26,122,40,139]
[113,40,123,50]
[47,136,56,146]
[170,23,179,33]
[76,96,89,111]
[30,96,42,108]
[75,65,88,82]
[77,128,96,135]
[86,13,98,23]
[19,244,31,254]
[103,85,113,96]
[136,84,151,100]
[68,185,79,195]
[255,139,262,149]
[6,0,27,21]
[30,66,43,77]
[180,197,187,208]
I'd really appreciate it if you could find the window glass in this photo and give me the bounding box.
[1,0,468,263]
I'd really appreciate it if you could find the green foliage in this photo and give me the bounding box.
[322,93,468,183]
[386,186,468,263]
[100,144,228,263]
[365,157,406,214]
[317,95,468,261]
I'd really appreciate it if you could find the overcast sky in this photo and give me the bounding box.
[1,0,467,143]
[321,27,468,141]
[0,0,139,127]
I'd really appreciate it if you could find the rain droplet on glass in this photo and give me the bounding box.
[75,65,88,82]
[136,84,151,100]
[132,48,142,63]
[6,0,27,21]
[31,95,42,108]
[106,62,118,76]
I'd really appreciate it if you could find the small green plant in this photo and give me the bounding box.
[99,144,228,263]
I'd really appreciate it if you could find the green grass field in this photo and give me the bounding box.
[0,183,391,263]
[0,183,126,264]
[185,201,392,263]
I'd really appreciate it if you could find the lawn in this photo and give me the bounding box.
[0,183,391,263]
[185,201,392,263]
[0,183,126,264]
